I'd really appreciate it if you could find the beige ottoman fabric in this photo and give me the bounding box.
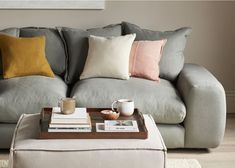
[9,113,166,168]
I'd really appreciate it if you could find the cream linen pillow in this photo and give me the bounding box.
[80,34,136,80]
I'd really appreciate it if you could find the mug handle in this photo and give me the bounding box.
[111,100,118,112]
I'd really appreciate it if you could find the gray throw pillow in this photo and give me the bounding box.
[122,22,192,81]
[0,28,20,78]
[59,24,122,84]
[20,27,66,76]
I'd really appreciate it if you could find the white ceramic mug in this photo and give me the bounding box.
[111,99,134,116]
[59,98,76,115]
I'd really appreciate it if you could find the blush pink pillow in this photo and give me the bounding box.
[129,40,167,81]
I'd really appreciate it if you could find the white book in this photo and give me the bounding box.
[52,107,87,119]
[48,127,91,132]
[96,123,139,132]
[49,124,91,128]
[104,120,138,131]
[48,129,91,132]
[51,107,88,124]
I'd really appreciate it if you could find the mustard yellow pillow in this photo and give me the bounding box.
[0,34,54,79]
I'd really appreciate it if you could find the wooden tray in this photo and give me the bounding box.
[39,108,148,139]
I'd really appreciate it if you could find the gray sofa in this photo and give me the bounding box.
[0,22,226,149]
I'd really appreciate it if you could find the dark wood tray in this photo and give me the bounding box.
[39,108,148,139]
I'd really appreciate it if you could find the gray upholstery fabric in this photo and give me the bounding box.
[71,77,186,124]
[60,24,122,84]
[0,75,67,123]
[157,124,185,148]
[0,28,20,76]
[10,114,166,168]
[0,28,19,36]
[20,28,66,76]
[177,63,226,148]
[0,124,16,149]
[122,22,192,81]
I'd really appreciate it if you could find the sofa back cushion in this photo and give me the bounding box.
[60,24,122,84]
[0,28,20,78]
[122,22,192,81]
[20,27,66,76]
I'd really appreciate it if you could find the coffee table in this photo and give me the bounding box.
[9,113,166,168]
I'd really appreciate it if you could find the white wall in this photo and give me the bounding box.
[0,1,234,112]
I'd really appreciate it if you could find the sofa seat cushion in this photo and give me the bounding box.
[0,76,67,123]
[71,77,186,124]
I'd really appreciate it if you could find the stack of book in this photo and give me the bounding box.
[96,120,139,132]
[48,107,91,132]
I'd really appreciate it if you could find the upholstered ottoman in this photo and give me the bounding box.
[9,113,166,168]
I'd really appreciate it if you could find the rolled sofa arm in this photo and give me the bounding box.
[177,63,226,148]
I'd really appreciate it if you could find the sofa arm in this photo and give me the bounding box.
[177,63,226,148]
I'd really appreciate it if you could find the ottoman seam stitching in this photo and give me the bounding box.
[10,114,26,151]
[147,114,167,151]
[12,148,165,152]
